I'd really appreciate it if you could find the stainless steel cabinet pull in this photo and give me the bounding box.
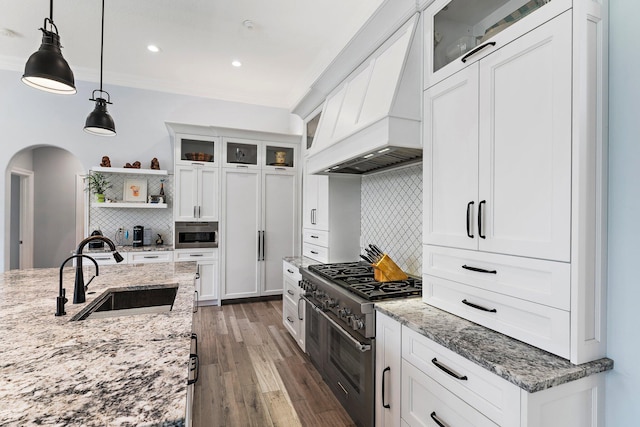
[287,289,295,296]
[461,41,496,63]
[236,164,248,168]
[287,269,294,274]
[187,353,199,385]
[297,297,304,321]
[462,299,497,313]
[311,235,319,239]
[286,316,294,324]
[198,206,201,218]
[431,358,468,380]
[257,231,261,261]
[337,381,348,396]
[466,201,474,238]
[262,231,265,261]
[94,257,110,261]
[382,366,391,409]
[193,206,197,218]
[191,333,198,355]
[143,255,159,259]
[275,167,286,171]
[462,265,496,274]
[430,411,449,427]
[189,254,204,257]
[310,250,319,255]
[193,290,199,313]
[478,200,486,239]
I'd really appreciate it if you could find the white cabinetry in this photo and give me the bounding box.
[423,1,608,364]
[282,260,305,352]
[128,251,173,264]
[376,314,606,427]
[375,312,401,427]
[174,166,219,221]
[175,249,218,304]
[221,140,298,300]
[302,164,360,263]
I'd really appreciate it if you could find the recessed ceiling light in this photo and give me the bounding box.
[232,60,242,67]
[147,44,160,53]
[243,20,254,30]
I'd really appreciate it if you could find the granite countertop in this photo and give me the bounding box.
[84,244,175,253]
[283,256,321,270]
[0,262,196,426]
[376,299,614,393]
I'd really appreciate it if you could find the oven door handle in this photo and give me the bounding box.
[302,295,371,352]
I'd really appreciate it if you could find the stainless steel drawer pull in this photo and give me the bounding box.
[287,269,294,274]
[189,254,204,257]
[143,255,159,259]
[431,358,468,381]
[430,411,449,427]
[287,289,295,296]
[286,316,294,324]
[94,257,110,261]
[461,41,496,63]
[462,299,497,313]
[311,235,319,239]
[310,250,319,255]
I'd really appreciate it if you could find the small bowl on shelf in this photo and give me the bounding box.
[184,152,213,162]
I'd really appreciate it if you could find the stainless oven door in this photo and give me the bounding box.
[303,296,374,427]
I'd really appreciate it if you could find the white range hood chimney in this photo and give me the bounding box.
[307,14,422,175]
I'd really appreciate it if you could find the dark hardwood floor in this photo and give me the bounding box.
[192,300,356,426]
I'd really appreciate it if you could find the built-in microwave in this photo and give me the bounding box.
[175,222,218,249]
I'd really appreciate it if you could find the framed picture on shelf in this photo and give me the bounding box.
[123,179,147,202]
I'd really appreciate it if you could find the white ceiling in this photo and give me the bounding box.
[0,0,384,110]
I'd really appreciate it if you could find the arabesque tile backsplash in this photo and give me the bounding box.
[88,174,174,246]
[361,163,422,276]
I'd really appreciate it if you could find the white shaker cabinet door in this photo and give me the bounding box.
[423,64,479,250]
[262,170,296,295]
[175,166,199,221]
[221,168,261,299]
[198,168,219,221]
[477,11,572,262]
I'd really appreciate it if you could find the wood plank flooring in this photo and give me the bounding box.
[191,300,356,427]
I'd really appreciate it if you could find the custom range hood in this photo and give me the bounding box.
[306,13,422,175]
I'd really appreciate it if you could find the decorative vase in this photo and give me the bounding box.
[96,193,105,203]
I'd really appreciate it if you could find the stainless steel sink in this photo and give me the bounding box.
[71,284,178,321]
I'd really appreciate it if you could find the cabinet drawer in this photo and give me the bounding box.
[283,277,300,304]
[84,253,123,265]
[128,251,173,264]
[423,245,570,310]
[283,300,301,341]
[303,242,329,263]
[283,260,302,282]
[401,360,498,427]
[303,228,329,247]
[402,327,519,426]
[174,249,217,262]
[423,275,570,359]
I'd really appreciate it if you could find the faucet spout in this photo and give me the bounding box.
[57,254,99,316]
[73,235,124,304]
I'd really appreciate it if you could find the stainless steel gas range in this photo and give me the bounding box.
[301,262,421,427]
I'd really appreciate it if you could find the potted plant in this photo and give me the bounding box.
[85,172,112,202]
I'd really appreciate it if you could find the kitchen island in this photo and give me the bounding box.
[0,262,196,426]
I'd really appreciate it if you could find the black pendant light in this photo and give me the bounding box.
[84,0,116,136]
[22,0,76,94]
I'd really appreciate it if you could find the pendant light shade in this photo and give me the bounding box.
[84,91,116,136]
[22,11,76,94]
[84,0,116,136]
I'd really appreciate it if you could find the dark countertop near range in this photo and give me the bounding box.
[375,299,613,393]
[0,262,196,426]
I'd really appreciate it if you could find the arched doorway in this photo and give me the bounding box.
[6,146,85,269]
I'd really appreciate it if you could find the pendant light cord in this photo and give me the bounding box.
[99,0,105,93]
[49,0,53,21]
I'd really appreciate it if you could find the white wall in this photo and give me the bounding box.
[0,69,302,271]
[607,0,640,425]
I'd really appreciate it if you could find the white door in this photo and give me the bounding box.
[198,168,219,221]
[198,261,218,301]
[478,12,572,261]
[423,64,479,250]
[222,168,261,299]
[375,312,402,427]
[175,166,198,221]
[262,170,296,295]
[314,175,330,231]
[302,170,319,229]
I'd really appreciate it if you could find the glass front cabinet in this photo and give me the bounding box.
[175,134,219,167]
[222,137,296,170]
[424,0,564,88]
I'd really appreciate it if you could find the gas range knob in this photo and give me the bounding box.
[338,308,352,319]
[351,316,365,331]
[322,298,337,310]
[313,290,325,299]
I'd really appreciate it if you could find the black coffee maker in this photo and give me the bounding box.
[88,230,104,249]
[133,225,144,247]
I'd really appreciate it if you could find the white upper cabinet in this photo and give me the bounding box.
[174,166,219,222]
[174,134,219,168]
[424,0,571,89]
[424,11,571,262]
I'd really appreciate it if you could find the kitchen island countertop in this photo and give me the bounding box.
[376,299,613,393]
[0,262,196,426]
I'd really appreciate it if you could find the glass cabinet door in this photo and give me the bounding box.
[426,0,552,86]
[177,135,217,166]
[223,138,259,168]
[264,145,295,168]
